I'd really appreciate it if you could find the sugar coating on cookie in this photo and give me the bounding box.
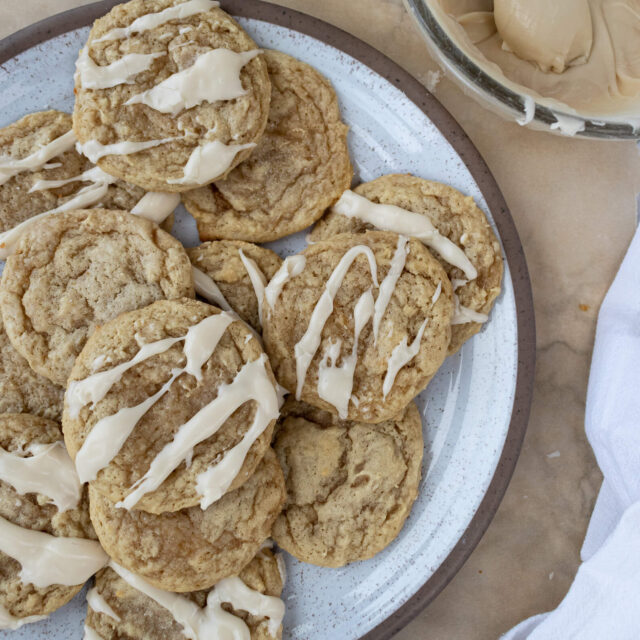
[0,414,101,623]
[88,449,285,592]
[85,549,285,639]
[63,299,280,514]
[0,315,63,421]
[73,0,271,191]
[309,174,504,353]
[183,49,352,242]
[262,231,453,423]
[0,209,193,386]
[188,240,283,332]
[272,399,423,567]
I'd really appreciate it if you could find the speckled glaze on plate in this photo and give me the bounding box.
[0,2,535,639]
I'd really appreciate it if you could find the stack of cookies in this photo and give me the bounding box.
[0,0,503,637]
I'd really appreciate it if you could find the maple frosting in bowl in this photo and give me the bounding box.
[405,0,640,138]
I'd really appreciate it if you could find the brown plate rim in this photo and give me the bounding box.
[0,2,536,638]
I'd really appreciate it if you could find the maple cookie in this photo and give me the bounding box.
[84,548,285,640]
[309,174,504,353]
[73,0,271,192]
[0,209,193,386]
[182,49,352,242]
[188,240,283,332]
[63,299,280,515]
[272,399,422,567]
[0,414,106,626]
[262,231,453,423]
[88,448,285,592]
[0,315,63,421]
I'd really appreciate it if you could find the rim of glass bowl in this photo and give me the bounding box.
[404,0,640,140]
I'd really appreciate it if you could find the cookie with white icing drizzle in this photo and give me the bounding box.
[0,315,63,420]
[309,174,504,354]
[84,549,285,639]
[0,414,106,627]
[72,0,271,192]
[0,110,177,258]
[262,231,453,423]
[272,398,423,567]
[88,448,285,592]
[0,209,194,386]
[188,240,283,332]
[182,49,352,242]
[63,298,280,514]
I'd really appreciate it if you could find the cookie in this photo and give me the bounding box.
[272,399,423,567]
[182,49,352,242]
[0,111,176,258]
[188,240,282,332]
[63,299,280,514]
[0,414,104,624]
[0,315,63,421]
[73,0,271,192]
[262,231,453,423]
[84,548,285,640]
[88,448,285,592]
[0,208,194,385]
[309,174,504,353]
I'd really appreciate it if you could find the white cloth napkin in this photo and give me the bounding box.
[502,224,640,640]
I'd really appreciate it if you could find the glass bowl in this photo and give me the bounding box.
[404,0,640,140]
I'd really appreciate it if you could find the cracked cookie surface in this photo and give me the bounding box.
[88,449,285,592]
[272,399,423,567]
[0,209,193,385]
[63,299,278,514]
[309,174,503,353]
[183,49,352,241]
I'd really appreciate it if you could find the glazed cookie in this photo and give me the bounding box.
[309,175,504,353]
[73,0,271,192]
[63,299,280,514]
[0,315,63,421]
[84,549,285,639]
[0,209,194,385]
[89,448,285,592]
[183,49,352,241]
[0,414,106,627]
[272,399,423,567]
[262,231,453,423]
[188,240,283,332]
[0,111,176,257]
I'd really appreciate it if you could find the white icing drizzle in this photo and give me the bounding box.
[167,140,255,186]
[0,442,81,512]
[372,235,409,342]
[86,586,121,622]
[0,603,46,630]
[109,560,284,640]
[317,289,374,419]
[28,165,115,193]
[83,625,102,640]
[431,281,442,305]
[94,0,220,43]
[382,318,429,399]
[76,47,164,90]
[452,296,489,325]
[131,191,180,224]
[333,190,478,281]
[294,245,378,399]
[77,138,177,163]
[0,130,77,186]
[192,266,233,312]
[264,255,306,312]
[72,314,233,484]
[238,248,267,325]
[0,515,107,588]
[275,552,287,587]
[121,353,278,510]
[126,49,261,116]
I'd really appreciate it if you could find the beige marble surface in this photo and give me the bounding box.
[2,1,640,638]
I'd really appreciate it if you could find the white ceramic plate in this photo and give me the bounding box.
[0,4,534,639]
